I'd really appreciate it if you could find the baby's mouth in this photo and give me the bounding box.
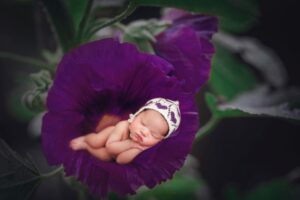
[131,132,143,143]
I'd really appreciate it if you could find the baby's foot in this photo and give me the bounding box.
[69,136,86,150]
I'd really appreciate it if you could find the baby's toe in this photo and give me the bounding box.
[70,139,82,150]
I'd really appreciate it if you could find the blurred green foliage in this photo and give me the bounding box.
[132,0,259,32]
[131,175,202,200]
[40,0,78,51]
[64,0,89,33]
[1,1,300,200]
[122,19,169,53]
[22,70,52,112]
[0,139,42,200]
[226,179,300,200]
[209,46,258,101]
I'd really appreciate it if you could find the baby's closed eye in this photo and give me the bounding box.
[151,131,163,139]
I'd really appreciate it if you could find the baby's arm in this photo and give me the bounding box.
[106,121,129,145]
[70,126,114,150]
[81,120,128,150]
[84,146,113,162]
[105,121,135,155]
[106,139,134,156]
[115,148,142,164]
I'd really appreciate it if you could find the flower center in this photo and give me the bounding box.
[94,114,122,132]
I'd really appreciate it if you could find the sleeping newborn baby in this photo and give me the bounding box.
[70,98,181,164]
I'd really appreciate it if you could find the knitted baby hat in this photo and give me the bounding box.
[128,97,181,138]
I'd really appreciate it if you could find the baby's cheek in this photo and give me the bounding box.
[128,123,135,131]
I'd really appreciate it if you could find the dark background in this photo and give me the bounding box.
[0,0,299,200]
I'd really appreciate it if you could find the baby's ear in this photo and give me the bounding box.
[162,126,169,137]
[128,114,134,123]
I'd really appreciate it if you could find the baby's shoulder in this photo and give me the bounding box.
[116,120,129,128]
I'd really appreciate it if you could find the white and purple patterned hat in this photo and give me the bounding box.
[128,97,181,138]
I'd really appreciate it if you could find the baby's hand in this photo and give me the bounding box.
[130,141,148,151]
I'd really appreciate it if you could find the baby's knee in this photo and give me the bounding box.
[85,133,97,146]
[116,156,130,165]
[98,148,113,162]
[105,143,115,155]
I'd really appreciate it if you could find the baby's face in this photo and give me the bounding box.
[129,109,168,147]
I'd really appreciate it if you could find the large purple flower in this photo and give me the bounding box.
[42,11,217,197]
[154,8,218,93]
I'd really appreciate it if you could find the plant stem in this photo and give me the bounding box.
[0,51,53,71]
[195,116,221,141]
[85,1,137,40]
[75,0,94,45]
[41,166,64,179]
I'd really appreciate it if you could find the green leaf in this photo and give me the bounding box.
[132,176,202,200]
[131,156,207,200]
[0,139,42,200]
[197,87,300,140]
[205,93,247,118]
[219,85,300,120]
[132,0,259,32]
[214,32,288,88]
[64,0,89,32]
[209,46,258,101]
[40,0,76,51]
[196,93,247,141]
[133,176,202,200]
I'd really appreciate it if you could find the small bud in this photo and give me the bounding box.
[121,19,170,53]
[22,70,52,112]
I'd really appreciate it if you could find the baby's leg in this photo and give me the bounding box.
[85,146,113,162]
[85,126,114,148]
[69,136,86,150]
[70,126,114,150]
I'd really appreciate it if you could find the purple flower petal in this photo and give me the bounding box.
[163,8,218,40]
[42,38,199,197]
[154,9,218,93]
